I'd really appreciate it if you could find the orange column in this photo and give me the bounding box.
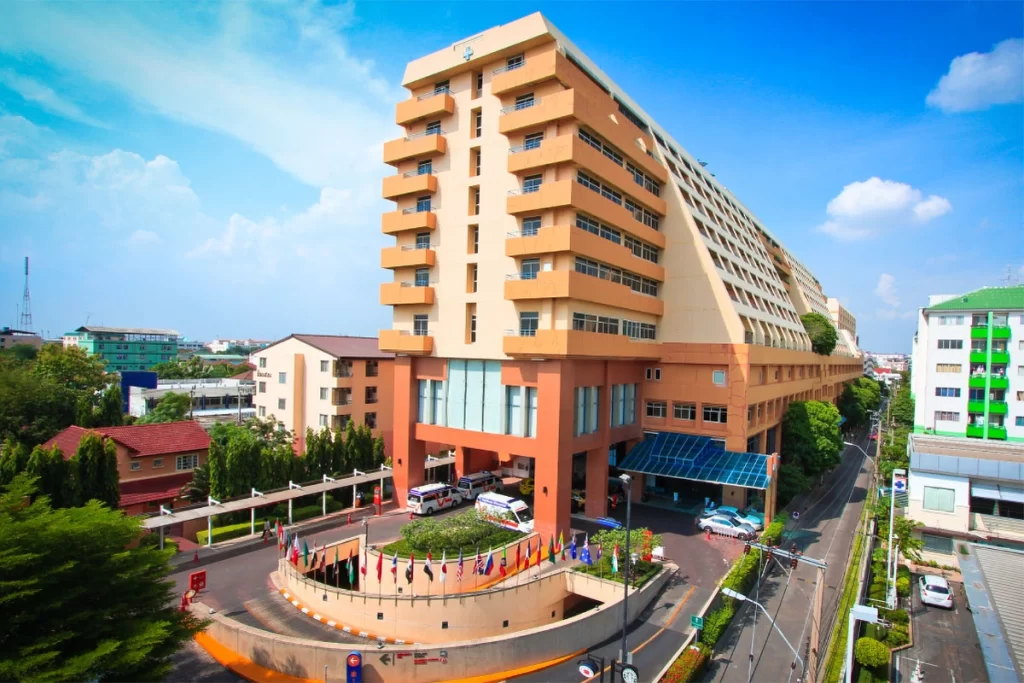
[533,361,573,542]
[392,357,425,503]
[584,446,609,519]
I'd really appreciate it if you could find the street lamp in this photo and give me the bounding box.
[721,588,803,671]
[619,473,633,665]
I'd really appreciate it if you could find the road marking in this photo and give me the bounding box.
[327,620,336,627]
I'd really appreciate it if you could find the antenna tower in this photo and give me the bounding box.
[19,257,32,332]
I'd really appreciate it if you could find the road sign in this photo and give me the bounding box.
[189,570,206,592]
[346,652,362,683]
[577,659,598,678]
[620,663,639,683]
[691,615,704,630]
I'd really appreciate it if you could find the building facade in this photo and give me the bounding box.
[0,327,43,351]
[379,13,863,539]
[129,378,256,427]
[71,325,179,373]
[207,338,273,353]
[250,335,395,455]
[910,286,1024,441]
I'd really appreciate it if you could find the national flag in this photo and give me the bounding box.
[282,528,290,552]
[533,538,542,566]
[348,548,356,586]
[319,546,326,572]
[391,553,398,583]
[333,547,339,580]
[376,549,384,581]
[611,543,619,574]
[555,530,564,554]
[290,535,299,565]
[474,547,483,575]
[523,539,531,569]
[277,521,284,548]
[499,546,508,577]
[548,535,556,564]
[514,543,521,573]
[596,543,603,563]
[302,540,310,568]
[570,534,578,560]
[456,549,464,582]
[581,534,592,566]
[440,551,448,584]
[405,554,414,584]
[361,545,368,577]
[483,547,494,576]
[424,552,434,582]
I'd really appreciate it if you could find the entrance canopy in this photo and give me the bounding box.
[619,432,771,490]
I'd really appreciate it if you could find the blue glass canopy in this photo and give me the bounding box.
[618,432,771,489]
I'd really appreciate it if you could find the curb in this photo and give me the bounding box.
[276,586,414,646]
[194,631,319,683]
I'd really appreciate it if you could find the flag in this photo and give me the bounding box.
[282,529,290,553]
[523,539,531,569]
[440,551,448,584]
[499,546,507,577]
[555,530,564,554]
[514,543,521,573]
[548,535,556,564]
[474,547,483,575]
[424,552,434,582]
[391,553,398,583]
[348,548,356,586]
[611,543,619,574]
[457,549,464,582]
[319,546,326,572]
[333,547,339,580]
[290,534,299,565]
[277,521,284,549]
[581,534,592,566]
[484,547,494,576]
[405,554,414,584]
[361,545,368,577]
[302,540,310,568]
[533,538,542,566]
[596,543,603,563]
[570,534,577,560]
[376,549,384,581]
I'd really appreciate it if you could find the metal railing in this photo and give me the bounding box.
[399,281,434,288]
[401,244,433,251]
[506,229,540,238]
[402,168,433,177]
[417,86,450,100]
[500,98,540,115]
[508,140,543,154]
[507,184,541,197]
[492,60,525,75]
[504,328,538,337]
[390,328,433,337]
[404,129,445,141]
[402,205,433,214]
[505,272,539,281]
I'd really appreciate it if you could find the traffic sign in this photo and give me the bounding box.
[691,615,704,630]
[346,651,362,683]
[620,663,639,683]
[577,659,599,677]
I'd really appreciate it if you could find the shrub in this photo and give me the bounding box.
[855,637,890,668]
[574,557,660,589]
[926,559,939,568]
[959,544,969,555]
[662,644,710,683]
[864,623,888,642]
[896,576,910,597]
[941,564,960,572]
[700,605,735,648]
[896,565,911,581]
[868,582,887,602]
[384,509,521,559]
[885,624,909,648]
[760,519,785,546]
[880,608,909,625]
[196,501,342,545]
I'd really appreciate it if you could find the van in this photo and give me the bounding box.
[455,471,501,501]
[475,492,534,533]
[407,483,462,516]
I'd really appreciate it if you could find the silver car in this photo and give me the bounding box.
[698,514,757,540]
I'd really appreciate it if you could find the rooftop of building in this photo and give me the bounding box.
[76,325,181,336]
[43,421,211,459]
[926,285,1024,312]
[960,544,1024,680]
[258,334,394,360]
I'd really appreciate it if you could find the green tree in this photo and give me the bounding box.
[890,386,914,428]
[179,462,211,503]
[224,430,263,498]
[137,392,192,424]
[33,345,108,394]
[73,432,120,509]
[0,343,39,364]
[0,474,205,682]
[208,439,229,500]
[26,445,76,509]
[372,435,386,468]
[0,438,30,488]
[303,427,334,478]
[0,364,77,448]
[838,377,882,427]
[855,637,890,668]
[777,462,812,506]
[800,312,838,356]
[873,498,925,563]
[782,400,843,478]
[93,385,124,428]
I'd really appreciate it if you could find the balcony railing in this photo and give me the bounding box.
[500,98,540,115]
[492,60,526,75]
[402,244,433,251]
[508,140,544,154]
[506,229,540,238]
[504,328,538,337]
[417,86,450,100]
[401,281,434,288]
[402,204,436,214]
[405,129,445,141]
[505,272,539,281]
[412,328,432,337]
[508,185,542,197]
[403,168,434,177]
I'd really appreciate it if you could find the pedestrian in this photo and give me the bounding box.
[262,518,270,542]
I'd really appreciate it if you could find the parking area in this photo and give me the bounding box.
[893,574,988,683]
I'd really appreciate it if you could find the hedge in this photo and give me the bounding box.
[855,637,889,668]
[196,500,343,545]
[381,509,521,560]
[574,557,661,589]
[661,644,710,683]
[700,605,736,648]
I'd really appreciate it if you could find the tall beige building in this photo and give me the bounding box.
[379,13,861,540]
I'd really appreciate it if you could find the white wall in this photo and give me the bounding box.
[907,469,970,534]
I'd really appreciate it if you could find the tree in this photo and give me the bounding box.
[0,438,30,488]
[93,385,124,428]
[223,430,263,498]
[0,474,205,682]
[889,385,914,428]
[25,445,76,509]
[873,497,925,563]
[855,637,890,668]
[137,392,192,424]
[303,428,334,478]
[800,312,838,356]
[0,343,39,364]
[150,357,247,380]
[782,400,844,478]
[777,462,812,506]
[0,364,77,448]
[838,377,882,427]
[73,432,120,509]
[33,345,108,394]
[179,462,211,503]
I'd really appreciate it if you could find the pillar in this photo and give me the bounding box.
[763,452,779,527]
[533,361,573,542]
[758,429,768,454]
[392,357,425,503]
[584,447,609,519]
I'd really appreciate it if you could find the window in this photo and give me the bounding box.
[365,386,378,404]
[473,188,480,215]
[413,315,429,336]
[130,462,141,471]
[519,312,539,337]
[1015,416,1024,427]
[416,196,431,212]
[934,387,961,397]
[523,174,542,193]
[935,363,962,373]
[425,120,441,135]
[469,264,478,292]
[259,357,267,368]
[923,486,956,513]
[366,361,378,377]
[524,132,543,150]
[470,315,477,343]
[921,533,954,555]
[506,54,524,70]
[278,398,286,410]
[433,79,449,95]
[526,387,537,437]
[506,386,523,436]
[645,368,661,381]
[415,268,430,287]
[258,381,266,393]
[514,92,534,110]
[938,315,963,326]
[475,71,483,96]
[521,258,540,280]
[934,411,960,422]
[278,372,287,384]
[417,159,432,175]
[969,388,985,400]
[319,415,328,427]
[258,405,266,417]
[153,458,163,468]
[674,403,696,420]
[712,370,727,386]
[522,216,541,236]
[334,414,351,431]
[474,109,482,137]
[646,400,667,418]
[622,320,656,340]
[474,149,481,176]
[365,412,377,429]
[937,339,963,349]
[176,454,199,471]
[703,405,728,423]
[320,360,329,372]
[319,387,328,400]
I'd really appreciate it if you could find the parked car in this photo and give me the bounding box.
[476,492,534,533]
[698,514,757,540]
[407,483,463,516]
[918,574,953,609]
[701,505,764,530]
[519,477,535,496]
[870,432,879,441]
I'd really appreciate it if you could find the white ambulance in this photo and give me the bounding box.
[407,483,462,516]
[455,471,502,501]
[475,492,534,533]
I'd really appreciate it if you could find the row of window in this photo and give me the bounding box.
[935,387,961,397]
[574,256,659,296]
[417,374,539,437]
[576,128,661,197]
[645,400,728,424]
[937,339,963,350]
[573,170,660,231]
[572,312,657,340]
[129,453,199,473]
[937,363,1024,376]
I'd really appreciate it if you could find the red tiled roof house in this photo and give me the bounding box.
[44,421,211,517]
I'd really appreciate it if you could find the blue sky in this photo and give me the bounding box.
[0,2,1020,352]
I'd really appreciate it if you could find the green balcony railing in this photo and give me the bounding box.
[969,351,988,363]
[991,351,1010,364]
[991,376,1009,390]
[988,400,1008,415]
[989,425,1008,440]
[966,424,985,438]
[991,326,1011,340]
[967,400,987,413]
[971,327,990,339]
[969,376,987,389]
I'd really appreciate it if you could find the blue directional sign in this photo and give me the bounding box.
[596,517,623,529]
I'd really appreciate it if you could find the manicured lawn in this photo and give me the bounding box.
[380,509,522,560]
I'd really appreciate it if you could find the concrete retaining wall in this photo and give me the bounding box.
[196,565,671,683]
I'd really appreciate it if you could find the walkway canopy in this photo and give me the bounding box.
[618,432,771,490]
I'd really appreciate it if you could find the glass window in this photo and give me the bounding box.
[521,259,540,280]
[416,196,431,212]
[646,400,666,418]
[519,312,539,337]
[526,387,538,437]
[320,360,329,372]
[524,132,543,150]
[921,533,954,555]
[413,315,429,336]
[703,405,728,423]
[523,174,542,193]
[712,370,727,386]
[587,386,599,433]
[514,93,534,110]
[923,486,956,513]
[626,384,636,424]
[432,380,445,426]
[415,268,430,287]
[522,216,541,236]
[611,384,623,427]
[319,387,328,400]
[278,372,287,384]
[418,380,429,423]
[258,381,266,393]
[506,386,523,436]
[674,403,696,420]
[425,120,441,135]
[278,398,286,410]
[417,160,433,175]
[259,357,267,368]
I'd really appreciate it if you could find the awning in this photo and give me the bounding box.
[971,481,1024,503]
[618,432,771,490]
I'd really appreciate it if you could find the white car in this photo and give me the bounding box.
[918,575,953,609]
[701,506,764,531]
[698,514,757,540]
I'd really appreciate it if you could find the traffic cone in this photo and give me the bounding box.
[705,527,711,542]
[193,550,200,564]
[409,511,414,520]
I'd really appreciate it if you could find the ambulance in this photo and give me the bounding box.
[475,492,534,533]
[406,483,463,516]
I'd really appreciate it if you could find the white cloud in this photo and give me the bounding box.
[0,68,106,127]
[875,273,900,308]
[926,38,1024,113]
[815,177,951,240]
[126,229,158,245]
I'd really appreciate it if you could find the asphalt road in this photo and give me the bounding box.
[704,428,875,683]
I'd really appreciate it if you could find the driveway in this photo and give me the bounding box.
[893,575,987,683]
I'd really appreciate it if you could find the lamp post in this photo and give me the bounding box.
[722,588,804,671]
[620,473,633,665]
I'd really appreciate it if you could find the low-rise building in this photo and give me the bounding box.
[43,421,210,518]
[129,378,256,427]
[70,325,179,373]
[0,327,43,351]
[207,338,273,353]
[250,335,395,454]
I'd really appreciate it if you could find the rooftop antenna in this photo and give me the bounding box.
[19,257,32,332]
[1001,265,1019,286]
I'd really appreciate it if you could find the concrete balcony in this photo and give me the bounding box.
[379,329,433,355]
[988,400,1008,415]
[383,133,447,166]
[395,91,455,126]
[991,326,1011,340]
[504,270,663,316]
[991,351,1010,364]
[382,171,438,200]
[380,246,436,269]
[968,374,1009,390]
[503,329,661,360]
[491,49,577,96]
[499,89,577,135]
[969,351,988,364]
[380,282,435,306]
[506,180,666,249]
[381,209,437,235]
[966,424,985,438]
[989,425,1008,440]
[505,224,664,282]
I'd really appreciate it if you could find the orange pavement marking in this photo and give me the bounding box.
[194,632,319,683]
[439,648,587,683]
